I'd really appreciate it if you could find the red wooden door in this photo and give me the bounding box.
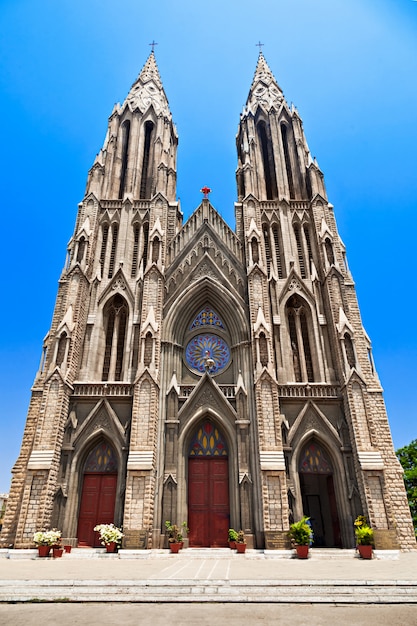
[188,457,229,547]
[77,474,117,546]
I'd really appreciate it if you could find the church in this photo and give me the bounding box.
[1,51,415,551]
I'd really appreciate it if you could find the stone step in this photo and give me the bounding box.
[1,578,416,603]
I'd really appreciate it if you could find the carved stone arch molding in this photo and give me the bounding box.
[61,399,127,539]
[173,377,240,534]
[287,403,352,547]
[163,277,248,348]
[72,398,127,450]
[287,401,341,449]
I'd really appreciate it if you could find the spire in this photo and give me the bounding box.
[125,51,171,118]
[244,52,285,115]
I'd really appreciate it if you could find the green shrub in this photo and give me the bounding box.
[288,516,313,546]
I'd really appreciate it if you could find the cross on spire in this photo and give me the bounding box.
[256,41,264,53]
[149,40,158,53]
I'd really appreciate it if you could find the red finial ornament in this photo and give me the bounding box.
[200,186,212,199]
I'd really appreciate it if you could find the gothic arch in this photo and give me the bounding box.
[62,423,125,542]
[256,117,278,200]
[285,293,317,382]
[292,434,344,547]
[163,277,249,348]
[175,401,239,544]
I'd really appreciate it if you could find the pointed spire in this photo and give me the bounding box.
[135,51,163,90]
[244,52,285,115]
[125,51,171,118]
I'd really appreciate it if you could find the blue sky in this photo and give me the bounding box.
[0,0,416,492]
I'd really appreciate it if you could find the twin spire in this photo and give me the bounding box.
[122,49,286,119]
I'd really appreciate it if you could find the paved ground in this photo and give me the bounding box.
[1,602,417,626]
[1,548,417,582]
[1,549,417,625]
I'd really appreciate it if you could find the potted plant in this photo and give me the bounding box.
[228,528,238,549]
[354,515,374,559]
[94,523,124,552]
[33,529,62,557]
[165,520,189,553]
[50,530,64,558]
[288,516,313,558]
[235,530,246,553]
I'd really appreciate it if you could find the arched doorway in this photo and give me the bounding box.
[188,421,229,547]
[298,440,341,547]
[77,440,118,547]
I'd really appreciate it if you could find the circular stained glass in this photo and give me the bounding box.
[185,334,230,375]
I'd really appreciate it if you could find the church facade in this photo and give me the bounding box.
[2,52,415,550]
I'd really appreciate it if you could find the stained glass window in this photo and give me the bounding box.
[84,441,118,473]
[190,306,225,330]
[299,441,332,474]
[185,333,230,374]
[189,421,228,456]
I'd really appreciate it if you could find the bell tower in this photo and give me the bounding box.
[1,51,181,548]
[235,52,415,550]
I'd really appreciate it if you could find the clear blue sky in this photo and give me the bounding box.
[0,0,416,492]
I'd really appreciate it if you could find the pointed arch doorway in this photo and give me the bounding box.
[299,440,341,547]
[77,440,118,547]
[188,421,229,547]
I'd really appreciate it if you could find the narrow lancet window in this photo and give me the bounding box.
[56,332,67,367]
[303,226,313,265]
[119,120,131,199]
[281,124,295,199]
[140,121,154,199]
[259,333,268,366]
[294,224,307,278]
[99,224,109,276]
[272,225,285,278]
[258,121,277,199]
[344,333,356,369]
[76,237,86,264]
[325,238,335,266]
[108,224,119,278]
[263,226,272,277]
[251,237,259,264]
[142,222,149,271]
[152,237,160,264]
[131,224,140,277]
[144,332,153,367]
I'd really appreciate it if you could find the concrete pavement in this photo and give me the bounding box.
[1,547,417,605]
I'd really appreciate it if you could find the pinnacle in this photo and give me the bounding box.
[251,51,283,97]
[124,50,171,118]
[133,50,163,91]
[242,51,285,115]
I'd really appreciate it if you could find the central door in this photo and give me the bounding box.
[188,421,229,547]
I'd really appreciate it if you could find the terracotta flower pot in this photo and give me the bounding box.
[236,543,246,553]
[105,542,117,553]
[296,545,309,559]
[228,540,236,549]
[358,544,373,559]
[37,545,51,558]
[64,545,72,553]
[169,542,181,553]
[53,547,63,558]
